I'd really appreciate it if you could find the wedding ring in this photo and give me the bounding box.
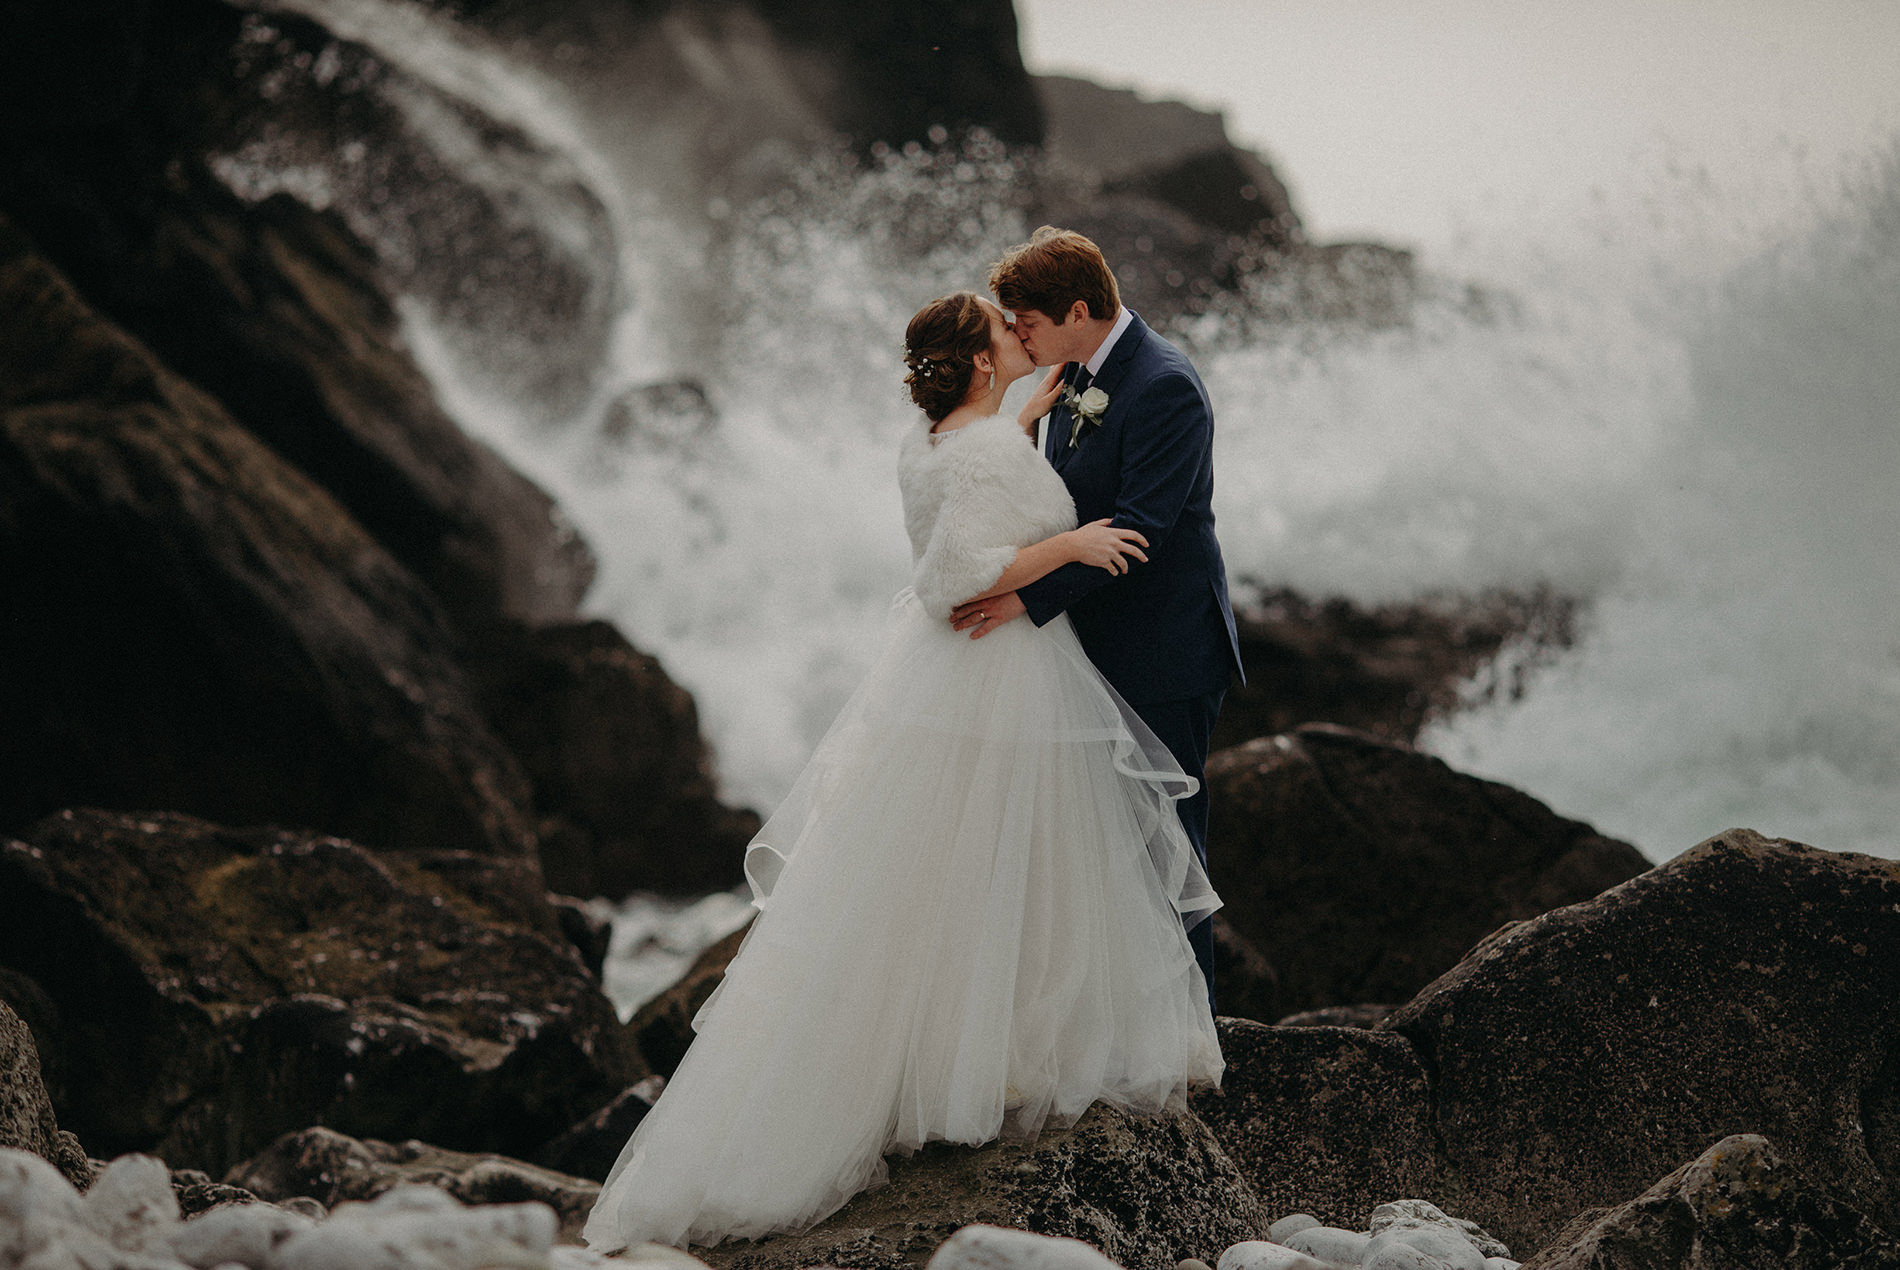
[977,611,987,621]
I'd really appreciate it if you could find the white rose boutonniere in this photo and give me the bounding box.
[1063,384,1111,448]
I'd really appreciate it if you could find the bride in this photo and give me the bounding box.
[582,291,1223,1253]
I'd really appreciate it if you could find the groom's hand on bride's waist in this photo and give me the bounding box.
[950,591,1026,639]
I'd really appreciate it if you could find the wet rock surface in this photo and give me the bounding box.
[229,1125,600,1245]
[1381,829,1900,1252]
[471,619,759,898]
[0,1001,92,1191]
[0,810,639,1175]
[694,1104,1267,1270]
[1191,1021,1438,1233]
[0,223,541,859]
[1205,725,1647,1018]
[1521,1134,1900,1270]
[1215,589,1576,752]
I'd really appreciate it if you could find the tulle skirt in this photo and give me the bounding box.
[582,589,1224,1252]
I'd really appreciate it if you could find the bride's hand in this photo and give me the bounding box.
[1018,366,1067,433]
[1069,518,1148,575]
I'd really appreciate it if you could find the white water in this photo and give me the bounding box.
[227,2,1900,866]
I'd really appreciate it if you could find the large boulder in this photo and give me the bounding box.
[0,220,539,859]
[1214,588,1577,752]
[0,1001,92,1190]
[1192,830,1900,1258]
[1523,1134,1900,1270]
[0,810,641,1175]
[0,2,598,627]
[229,1126,599,1245]
[1204,725,1648,1017]
[471,620,758,898]
[695,1104,1267,1270]
[1381,829,1900,1252]
[1191,1020,1438,1233]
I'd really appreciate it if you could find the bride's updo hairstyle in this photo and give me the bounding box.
[904,291,990,422]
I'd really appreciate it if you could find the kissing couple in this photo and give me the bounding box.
[586,227,1246,1252]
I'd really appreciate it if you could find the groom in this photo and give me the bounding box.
[951,226,1243,1001]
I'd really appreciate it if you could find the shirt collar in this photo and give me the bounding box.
[1082,306,1135,379]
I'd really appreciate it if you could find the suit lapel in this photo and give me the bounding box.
[1048,360,1083,469]
[1088,310,1147,406]
[1054,311,1148,468]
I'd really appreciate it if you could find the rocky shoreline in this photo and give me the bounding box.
[4,3,1897,1269]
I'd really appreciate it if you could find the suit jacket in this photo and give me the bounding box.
[1017,311,1244,704]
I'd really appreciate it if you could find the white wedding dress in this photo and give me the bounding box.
[583,413,1223,1252]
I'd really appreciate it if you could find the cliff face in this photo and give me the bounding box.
[0,0,759,889]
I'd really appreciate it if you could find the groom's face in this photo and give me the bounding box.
[1005,307,1072,367]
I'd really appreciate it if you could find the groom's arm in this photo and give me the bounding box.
[1018,371,1212,626]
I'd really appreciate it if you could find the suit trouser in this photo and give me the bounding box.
[1128,687,1225,1013]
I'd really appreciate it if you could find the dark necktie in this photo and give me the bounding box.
[1073,366,1094,392]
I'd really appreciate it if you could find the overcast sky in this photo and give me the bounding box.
[1015,0,1900,252]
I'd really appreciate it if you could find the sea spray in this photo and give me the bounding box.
[211,6,1900,861]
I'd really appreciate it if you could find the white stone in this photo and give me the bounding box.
[80,1154,181,1253]
[266,1195,557,1270]
[1214,1240,1331,1270]
[1266,1215,1320,1245]
[926,1224,1126,1270]
[1367,1202,1451,1235]
[1481,1260,1521,1270]
[0,1149,86,1267]
[168,1202,315,1269]
[1283,1226,1370,1264]
[1362,1225,1484,1270]
[1366,1202,1507,1260]
[2,1148,195,1270]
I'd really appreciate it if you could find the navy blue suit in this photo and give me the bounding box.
[1017,311,1242,1000]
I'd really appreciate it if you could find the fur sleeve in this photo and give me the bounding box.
[911,422,1060,619]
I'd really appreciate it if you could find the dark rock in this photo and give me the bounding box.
[0,967,64,1105]
[548,895,613,980]
[0,809,640,1175]
[1383,829,1900,1253]
[166,1167,263,1218]
[3,0,618,480]
[114,172,600,630]
[1216,588,1577,752]
[533,1076,663,1183]
[0,221,540,860]
[229,1125,600,1244]
[600,379,721,456]
[1037,76,1297,249]
[1276,1005,1399,1030]
[1205,725,1648,1017]
[1522,1134,1900,1270]
[630,921,752,1078]
[752,0,1044,149]
[1105,147,1301,248]
[0,999,93,1190]
[695,1104,1267,1270]
[1210,916,1280,1025]
[469,0,1043,152]
[1191,1019,1438,1233]
[470,620,758,897]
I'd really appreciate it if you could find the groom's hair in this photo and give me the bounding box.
[988,227,1121,324]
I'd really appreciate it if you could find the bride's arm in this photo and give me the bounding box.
[962,519,1147,604]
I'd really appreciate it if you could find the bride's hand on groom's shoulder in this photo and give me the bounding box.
[1018,366,1067,433]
